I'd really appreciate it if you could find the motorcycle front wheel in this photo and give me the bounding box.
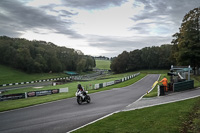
[77,96,82,105]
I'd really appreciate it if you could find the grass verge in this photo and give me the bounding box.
[0,64,67,85]
[95,60,111,70]
[73,96,200,133]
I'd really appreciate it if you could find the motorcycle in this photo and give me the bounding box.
[75,91,91,105]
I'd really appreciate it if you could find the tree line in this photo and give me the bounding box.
[111,7,200,74]
[0,36,96,73]
[110,45,174,73]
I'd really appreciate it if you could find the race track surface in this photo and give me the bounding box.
[0,74,159,133]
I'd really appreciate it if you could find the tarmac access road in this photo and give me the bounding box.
[0,81,53,91]
[0,74,159,133]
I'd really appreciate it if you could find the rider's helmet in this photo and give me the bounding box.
[78,84,82,89]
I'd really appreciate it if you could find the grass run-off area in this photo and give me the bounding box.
[0,59,111,85]
[74,96,200,133]
[95,59,111,70]
[0,64,67,85]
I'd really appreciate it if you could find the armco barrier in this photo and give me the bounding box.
[0,93,26,101]
[99,83,103,88]
[103,83,107,87]
[93,72,140,90]
[107,81,115,86]
[94,84,99,89]
[0,77,70,87]
[114,79,122,84]
[0,88,68,101]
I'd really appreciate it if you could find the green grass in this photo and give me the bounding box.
[95,60,111,70]
[0,72,146,112]
[73,96,200,133]
[0,64,67,85]
[192,75,200,88]
[139,69,168,74]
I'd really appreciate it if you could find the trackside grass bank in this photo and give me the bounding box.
[0,65,68,85]
[95,60,111,70]
[0,73,146,112]
[73,96,200,133]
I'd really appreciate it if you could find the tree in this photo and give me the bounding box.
[110,51,129,73]
[76,58,86,72]
[85,56,96,71]
[172,7,200,74]
[158,45,174,69]
[110,45,174,73]
[0,36,96,73]
[128,49,142,71]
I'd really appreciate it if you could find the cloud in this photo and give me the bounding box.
[0,0,82,38]
[131,0,200,35]
[86,35,172,57]
[61,0,128,10]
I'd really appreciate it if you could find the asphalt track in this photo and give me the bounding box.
[0,74,159,133]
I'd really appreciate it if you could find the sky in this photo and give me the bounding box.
[0,0,200,57]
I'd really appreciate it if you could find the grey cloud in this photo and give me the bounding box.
[60,10,78,17]
[0,0,82,38]
[133,0,200,23]
[130,21,174,35]
[87,35,172,57]
[61,0,128,10]
[40,5,79,18]
[131,0,200,35]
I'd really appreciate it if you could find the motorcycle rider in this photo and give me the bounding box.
[77,84,86,99]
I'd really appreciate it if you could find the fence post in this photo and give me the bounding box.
[25,92,27,98]
[157,85,160,96]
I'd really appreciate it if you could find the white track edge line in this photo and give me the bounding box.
[123,94,200,112]
[67,110,120,133]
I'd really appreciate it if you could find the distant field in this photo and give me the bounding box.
[95,60,111,70]
[0,65,67,84]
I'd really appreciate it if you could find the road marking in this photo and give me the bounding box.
[147,74,160,94]
[67,110,120,133]
[124,94,200,112]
